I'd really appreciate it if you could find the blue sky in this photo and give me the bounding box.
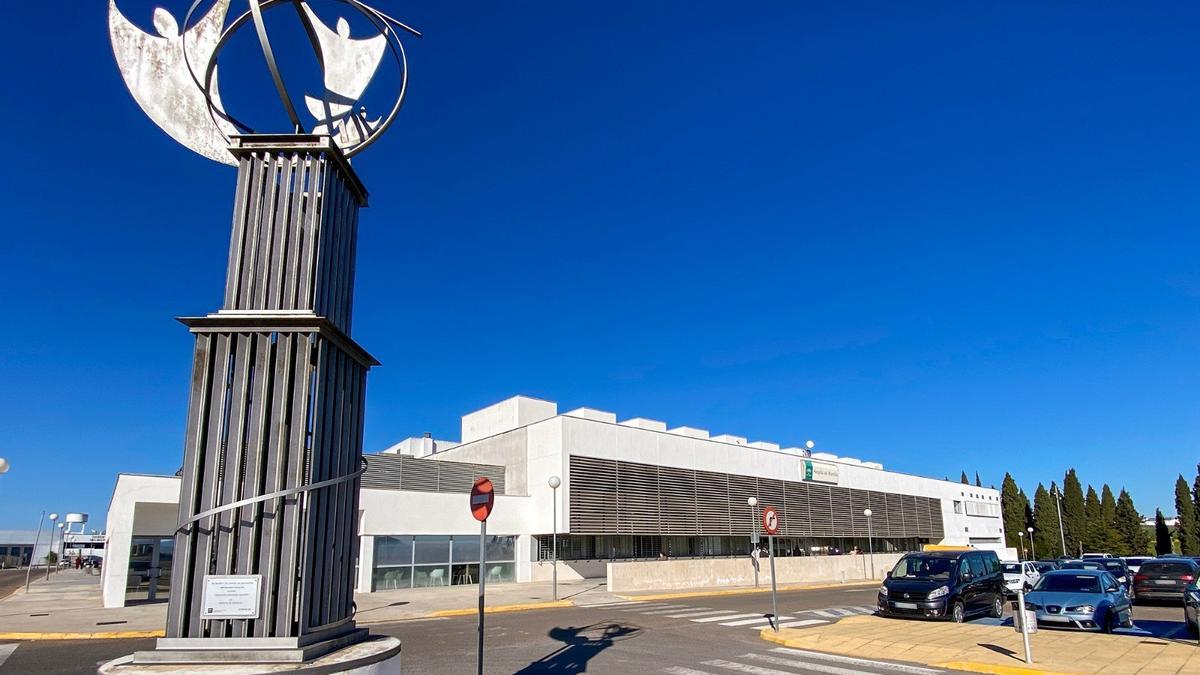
[2,1,1198,530]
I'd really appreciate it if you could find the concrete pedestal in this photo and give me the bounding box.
[98,635,400,675]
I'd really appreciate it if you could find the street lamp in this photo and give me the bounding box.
[24,510,47,592]
[1017,531,1026,561]
[56,522,65,571]
[547,475,560,601]
[0,457,9,474]
[44,513,58,581]
[1051,486,1067,557]
[864,509,875,579]
[748,496,759,588]
[1027,527,1036,560]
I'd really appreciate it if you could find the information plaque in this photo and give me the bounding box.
[201,575,262,619]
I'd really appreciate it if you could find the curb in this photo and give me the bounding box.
[428,599,572,618]
[617,579,880,602]
[0,630,164,641]
[759,629,1080,675]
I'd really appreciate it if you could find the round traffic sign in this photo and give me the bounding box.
[471,477,495,522]
[762,506,779,535]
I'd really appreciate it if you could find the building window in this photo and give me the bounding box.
[372,534,517,591]
[953,501,963,514]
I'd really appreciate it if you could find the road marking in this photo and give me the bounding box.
[827,608,857,616]
[809,609,836,617]
[624,600,691,612]
[616,602,673,611]
[692,612,764,623]
[0,644,16,668]
[770,647,944,674]
[854,606,877,613]
[772,619,828,629]
[577,600,645,608]
[663,609,738,619]
[663,667,716,675]
[701,659,793,674]
[719,615,793,626]
[641,605,708,615]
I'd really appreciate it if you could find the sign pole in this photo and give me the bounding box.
[769,534,778,632]
[1016,586,1033,664]
[477,517,486,675]
[24,511,44,593]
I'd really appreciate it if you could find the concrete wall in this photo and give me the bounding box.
[606,553,904,593]
[528,559,608,582]
[101,474,183,608]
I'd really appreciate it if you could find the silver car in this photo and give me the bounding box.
[1024,569,1133,633]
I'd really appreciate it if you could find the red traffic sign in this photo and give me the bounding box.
[762,506,779,535]
[471,477,495,522]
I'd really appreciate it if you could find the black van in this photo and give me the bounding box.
[878,550,1005,622]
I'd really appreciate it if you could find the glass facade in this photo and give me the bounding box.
[373,534,517,591]
[534,534,927,561]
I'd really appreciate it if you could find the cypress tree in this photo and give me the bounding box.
[1156,509,1173,555]
[961,471,970,485]
[1084,485,1103,552]
[1021,490,1034,531]
[1033,483,1061,557]
[1174,476,1199,554]
[1001,473,1025,549]
[1114,489,1149,556]
[1062,470,1086,557]
[1193,464,1200,551]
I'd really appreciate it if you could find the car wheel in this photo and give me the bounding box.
[990,595,1004,619]
[950,601,965,623]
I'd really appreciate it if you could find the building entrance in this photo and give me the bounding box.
[125,537,173,603]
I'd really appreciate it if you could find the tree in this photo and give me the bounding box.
[1100,485,1117,534]
[1193,464,1200,551]
[961,471,970,485]
[1156,509,1173,555]
[1033,483,1062,557]
[975,472,982,487]
[1062,470,1086,556]
[1021,489,1034,531]
[1114,489,1150,556]
[1174,476,1199,554]
[1084,485,1103,551]
[1001,473,1026,550]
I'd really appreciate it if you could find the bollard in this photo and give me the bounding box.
[1015,587,1034,664]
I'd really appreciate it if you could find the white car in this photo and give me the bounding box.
[1081,552,1114,560]
[1002,561,1041,595]
[1123,556,1151,575]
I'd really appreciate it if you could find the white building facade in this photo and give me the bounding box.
[102,395,1005,607]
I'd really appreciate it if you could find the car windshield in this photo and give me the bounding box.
[892,556,954,580]
[1035,574,1101,593]
[1002,564,1021,574]
[1102,561,1125,573]
[1141,562,1194,575]
[1061,561,1103,570]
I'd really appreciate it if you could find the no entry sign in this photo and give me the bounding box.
[471,477,495,522]
[762,506,779,535]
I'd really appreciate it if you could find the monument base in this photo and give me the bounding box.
[98,634,400,675]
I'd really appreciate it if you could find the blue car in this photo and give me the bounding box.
[1024,569,1133,633]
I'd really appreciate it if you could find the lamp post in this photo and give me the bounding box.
[44,513,58,580]
[0,457,8,475]
[1017,531,1026,560]
[864,509,875,579]
[56,522,65,571]
[748,497,759,588]
[548,475,561,601]
[23,510,45,592]
[1027,527,1036,560]
[1051,486,1067,557]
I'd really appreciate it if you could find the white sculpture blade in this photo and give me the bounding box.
[300,1,387,131]
[109,0,239,166]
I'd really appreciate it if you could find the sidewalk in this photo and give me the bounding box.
[0,571,619,637]
[760,614,1200,675]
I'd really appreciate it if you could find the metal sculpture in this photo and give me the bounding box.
[105,1,418,666]
[109,0,420,164]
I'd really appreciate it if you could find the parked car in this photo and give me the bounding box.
[878,550,1005,623]
[1002,561,1041,596]
[1024,569,1133,632]
[1059,560,1106,572]
[1185,579,1200,636]
[1132,558,1200,603]
[1081,552,1114,560]
[1034,561,1060,574]
[1123,556,1151,575]
[1098,559,1133,594]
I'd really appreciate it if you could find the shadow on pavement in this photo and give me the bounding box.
[516,622,641,673]
[978,643,1021,661]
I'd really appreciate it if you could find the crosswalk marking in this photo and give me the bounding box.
[641,605,708,615]
[809,609,836,617]
[691,612,764,623]
[772,619,827,629]
[719,615,793,627]
[662,667,716,675]
[769,647,944,675]
[742,652,875,675]
[701,658,792,674]
[577,600,645,608]
[616,602,673,611]
[663,609,738,619]
[0,644,17,669]
[854,605,877,613]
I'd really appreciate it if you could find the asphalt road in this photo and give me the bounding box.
[0,585,1192,673]
[0,570,29,601]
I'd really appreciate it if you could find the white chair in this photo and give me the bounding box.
[488,566,504,583]
[429,568,445,586]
